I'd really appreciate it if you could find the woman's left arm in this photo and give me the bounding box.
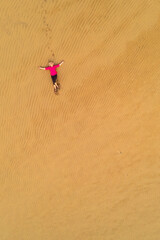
[59,60,64,66]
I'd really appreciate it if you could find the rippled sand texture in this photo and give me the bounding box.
[0,0,160,239]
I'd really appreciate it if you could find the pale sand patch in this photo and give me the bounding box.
[0,0,160,239]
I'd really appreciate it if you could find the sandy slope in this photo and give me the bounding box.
[0,0,160,239]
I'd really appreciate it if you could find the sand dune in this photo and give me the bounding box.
[0,0,160,239]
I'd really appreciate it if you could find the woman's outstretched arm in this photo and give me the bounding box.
[59,60,64,66]
[39,67,46,70]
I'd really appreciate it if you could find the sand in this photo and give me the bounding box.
[0,0,160,239]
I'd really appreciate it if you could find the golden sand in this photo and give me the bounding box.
[0,0,160,239]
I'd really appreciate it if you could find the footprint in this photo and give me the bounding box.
[40,0,54,55]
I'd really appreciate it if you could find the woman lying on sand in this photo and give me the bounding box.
[39,60,64,92]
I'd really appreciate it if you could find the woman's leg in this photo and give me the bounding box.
[55,82,58,88]
[51,75,57,86]
[51,75,59,92]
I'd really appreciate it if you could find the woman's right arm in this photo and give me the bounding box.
[39,67,46,70]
